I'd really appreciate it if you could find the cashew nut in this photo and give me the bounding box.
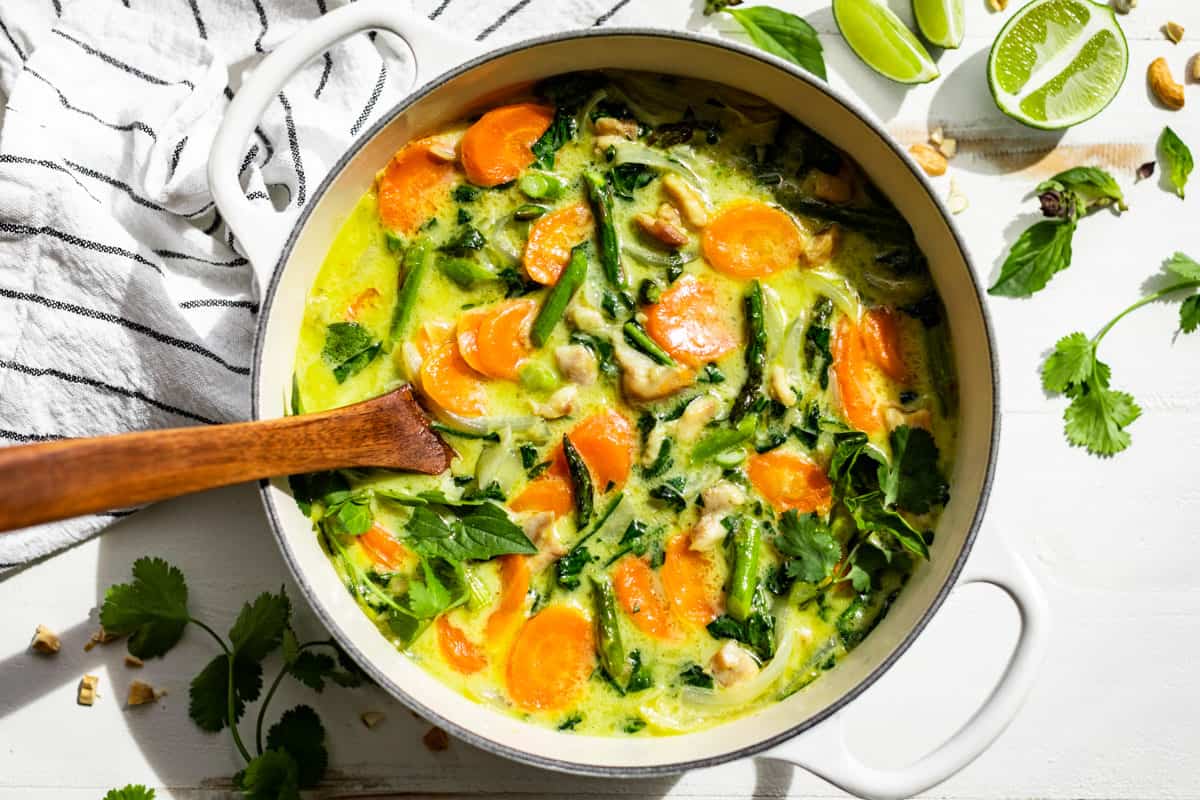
[1149,57,1185,110]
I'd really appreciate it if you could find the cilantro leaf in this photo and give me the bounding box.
[843,491,930,560]
[774,510,840,583]
[321,322,380,383]
[406,503,536,562]
[104,786,155,800]
[1164,251,1200,280]
[325,494,373,536]
[988,219,1075,298]
[725,7,826,81]
[1181,295,1200,334]
[847,564,871,593]
[236,748,301,800]
[229,590,291,662]
[1041,332,1095,393]
[288,650,337,692]
[188,653,263,731]
[404,558,455,618]
[265,705,327,789]
[100,557,190,659]
[1159,126,1193,199]
[880,426,948,514]
[1063,379,1140,457]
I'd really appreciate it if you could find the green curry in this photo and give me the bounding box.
[290,71,956,736]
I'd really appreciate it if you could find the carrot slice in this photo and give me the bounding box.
[661,534,721,627]
[701,202,803,279]
[377,138,459,235]
[346,288,380,321]
[437,614,487,675]
[644,276,739,367]
[485,554,531,648]
[420,339,489,418]
[566,410,636,488]
[414,319,455,358]
[523,203,593,285]
[612,556,675,639]
[506,606,595,712]
[475,298,538,381]
[860,307,907,382]
[510,476,574,518]
[460,103,554,187]
[747,450,833,514]
[359,525,413,572]
[456,306,492,375]
[833,317,883,433]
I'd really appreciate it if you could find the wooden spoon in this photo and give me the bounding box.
[0,386,451,533]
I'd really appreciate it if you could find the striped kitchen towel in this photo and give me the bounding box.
[0,0,673,570]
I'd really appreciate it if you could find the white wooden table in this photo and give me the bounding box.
[3,1,1200,797]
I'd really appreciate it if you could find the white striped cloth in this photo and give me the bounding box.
[0,0,661,570]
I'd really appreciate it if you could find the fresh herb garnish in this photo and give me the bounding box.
[679,663,715,689]
[1159,126,1193,199]
[774,510,840,584]
[321,322,380,383]
[720,6,826,80]
[104,786,155,800]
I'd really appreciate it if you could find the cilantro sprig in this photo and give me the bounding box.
[102,558,363,799]
[1043,252,1200,456]
[989,166,1125,298]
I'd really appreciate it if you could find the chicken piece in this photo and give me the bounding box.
[523,511,567,573]
[885,406,932,431]
[690,514,728,551]
[530,385,578,420]
[634,203,689,248]
[677,394,721,443]
[769,365,798,408]
[661,174,710,229]
[702,481,747,514]
[594,134,627,155]
[568,303,606,334]
[555,344,598,386]
[642,426,667,468]
[804,225,840,267]
[710,641,759,687]
[614,338,694,401]
[813,169,854,205]
[30,624,60,655]
[594,116,639,140]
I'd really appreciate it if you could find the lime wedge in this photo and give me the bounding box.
[913,0,965,49]
[988,0,1128,130]
[833,0,940,84]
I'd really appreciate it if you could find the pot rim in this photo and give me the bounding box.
[250,26,1001,778]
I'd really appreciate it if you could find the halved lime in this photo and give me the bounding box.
[988,0,1128,130]
[833,0,940,84]
[913,0,965,49]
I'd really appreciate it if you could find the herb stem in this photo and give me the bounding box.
[253,640,327,755]
[189,618,252,764]
[1093,279,1200,344]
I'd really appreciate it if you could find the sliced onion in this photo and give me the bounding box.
[782,312,809,376]
[800,270,861,322]
[432,404,542,435]
[681,609,801,708]
[577,89,608,132]
[624,239,699,268]
[487,217,524,268]
[609,141,703,184]
[762,285,787,361]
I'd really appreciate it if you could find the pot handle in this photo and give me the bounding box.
[208,0,477,287]
[763,530,1050,800]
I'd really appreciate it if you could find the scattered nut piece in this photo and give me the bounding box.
[361,711,387,729]
[594,116,639,140]
[1164,22,1185,44]
[1112,0,1135,14]
[909,144,948,177]
[987,0,1008,11]
[423,726,450,751]
[930,126,944,146]
[1190,54,1200,82]
[634,203,689,248]
[813,170,854,204]
[125,654,144,668]
[78,674,100,706]
[83,627,120,652]
[126,680,164,706]
[30,624,61,655]
[947,178,969,215]
[1149,57,1186,109]
[937,137,958,159]
[660,174,710,228]
[804,224,841,267]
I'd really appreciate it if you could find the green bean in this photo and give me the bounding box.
[514,203,548,221]
[622,320,676,366]
[531,243,589,347]
[438,255,496,289]
[518,361,561,392]
[591,576,629,685]
[727,516,762,622]
[390,236,431,342]
[519,171,569,200]
[692,415,756,463]
[730,280,766,423]
[562,434,594,528]
[584,170,625,288]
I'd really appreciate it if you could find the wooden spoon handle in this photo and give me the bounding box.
[0,387,450,533]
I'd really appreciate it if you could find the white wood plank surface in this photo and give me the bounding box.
[2,1,1200,797]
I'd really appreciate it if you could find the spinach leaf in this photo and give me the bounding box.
[321,322,380,383]
[439,225,487,256]
[609,163,657,200]
[804,296,833,389]
[531,110,577,171]
[879,425,948,513]
[679,663,714,689]
[705,586,775,661]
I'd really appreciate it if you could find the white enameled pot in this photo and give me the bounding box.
[207,3,1049,797]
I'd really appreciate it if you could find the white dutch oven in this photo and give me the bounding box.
[208,3,1049,797]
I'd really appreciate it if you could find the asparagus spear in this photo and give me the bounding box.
[390,236,432,342]
[730,280,766,423]
[727,516,763,622]
[591,575,629,685]
[562,434,594,528]
[584,170,625,289]
[531,243,589,347]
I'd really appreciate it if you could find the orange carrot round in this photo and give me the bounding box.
[485,554,530,648]
[833,317,883,433]
[377,138,459,235]
[456,307,492,375]
[567,410,636,488]
[612,556,675,639]
[644,276,739,367]
[437,614,487,675]
[475,298,538,381]
[701,202,803,279]
[860,307,907,382]
[510,476,574,518]
[414,319,455,358]
[505,606,595,712]
[747,450,833,514]
[661,534,721,627]
[358,525,413,572]
[420,339,489,418]
[460,103,554,187]
[523,203,593,285]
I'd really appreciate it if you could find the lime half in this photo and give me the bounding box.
[988,0,1128,129]
[833,0,940,84]
[913,0,965,49]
